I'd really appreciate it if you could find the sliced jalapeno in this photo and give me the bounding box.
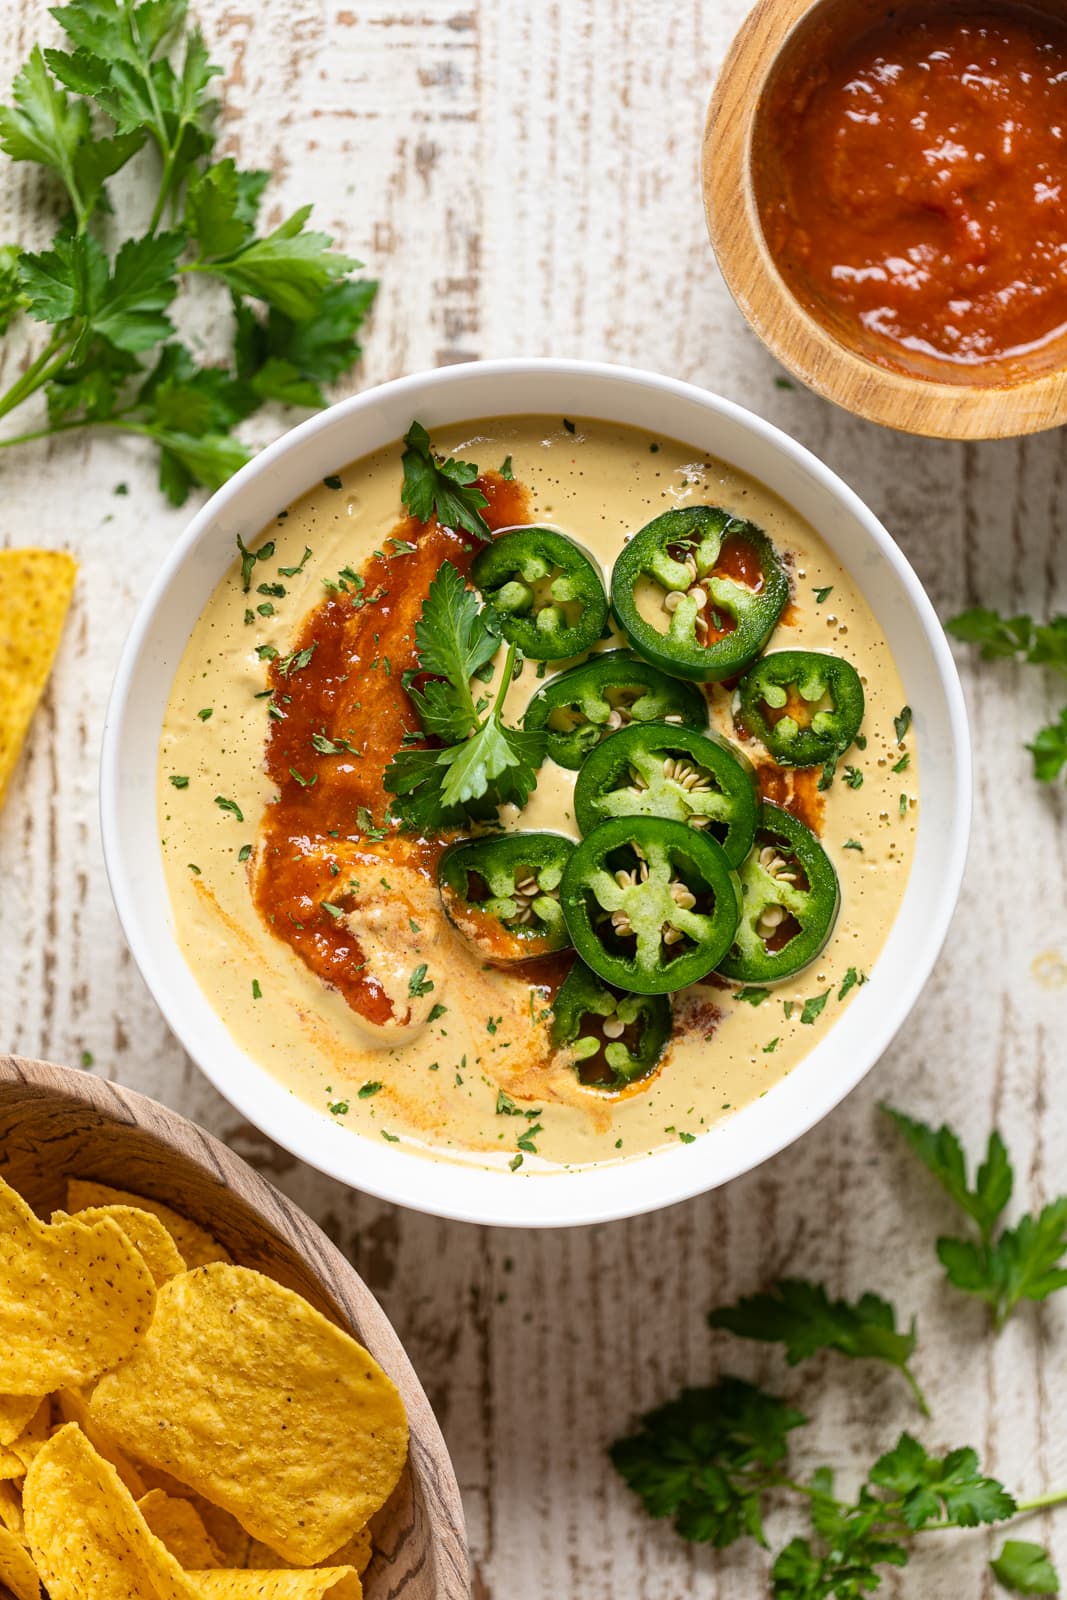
[573,723,758,868]
[471,527,608,661]
[717,802,840,985]
[611,506,789,681]
[522,650,709,770]
[560,816,741,995]
[439,832,574,963]
[737,650,865,770]
[551,959,671,1088]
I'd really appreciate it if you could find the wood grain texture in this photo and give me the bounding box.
[0,2,1066,1596]
[0,1054,470,1600]
[704,0,1067,438]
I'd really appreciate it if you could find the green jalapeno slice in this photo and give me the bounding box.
[559,816,741,995]
[551,959,671,1088]
[522,650,709,769]
[573,722,758,868]
[470,527,608,661]
[610,506,790,681]
[439,832,574,963]
[737,649,865,770]
[717,802,840,985]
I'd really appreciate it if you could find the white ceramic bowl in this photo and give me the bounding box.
[101,359,971,1228]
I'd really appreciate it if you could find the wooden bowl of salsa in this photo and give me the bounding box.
[703,0,1067,437]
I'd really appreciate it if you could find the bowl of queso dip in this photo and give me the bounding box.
[101,360,970,1226]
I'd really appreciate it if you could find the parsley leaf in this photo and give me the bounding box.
[192,203,357,319]
[883,1107,1067,1327]
[401,420,491,541]
[610,1378,806,1548]
[1028,706,1067,785]
[708,1279,929,1414]
[992,1540,1061,1595]
[868,1433,1015,1529]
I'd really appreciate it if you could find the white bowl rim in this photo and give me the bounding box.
[100,356,972,1229]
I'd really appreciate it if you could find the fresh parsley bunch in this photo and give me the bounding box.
[0,0,376,502]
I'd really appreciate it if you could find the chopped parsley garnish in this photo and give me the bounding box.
[278,547,313,577]
[251,978,262,999]
[762,1038,780,1053]
[289,767,316,787]
[843,766,864,789]
[187,863,201,874]
[381,1130,400,1142]
[388,536,418,555]
[893,753,910,773]
[197,707,213,721]
[214,795,243,821]
[278,642,316,676]
[800,990,830,1025]
[734,986,771,1006]
[517,1122,542,1154]
[843,838,863,851]
[894,705,913,744]
[562,417,576,433]
[327,1100,349,1115]
[900,793,909,817]
[323,474,343,489]
[813,585,833,604]
[255,643,278,661]
[321,900,344,918]
[509,1153,523,1171]
[499,455,514,479]
[428,1003,448,1023]
[169,774,189,789]
[358,1081,382,1098]
[408,963,434,999]
[237,535,275,593]
[311,730,342,754]
[838,967,862,1001]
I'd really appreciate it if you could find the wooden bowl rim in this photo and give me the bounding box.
[0,1053,471,1600]
[702,0,1067,440]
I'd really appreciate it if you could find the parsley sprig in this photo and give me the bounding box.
[0,1,376,502]
[611,1377,1063,1596]
[384,560,544,829]
[948,607,1067,784]
[883,1106,1067,1328]
[709,1279,929,1415]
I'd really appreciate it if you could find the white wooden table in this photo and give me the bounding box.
[2,3,1066,1595]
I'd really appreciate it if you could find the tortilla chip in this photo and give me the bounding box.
[23,1424,198,1600]
[246,1528,371,1576]
[192,1573,361,1600]
[53,1205,186,1287]
[136,1470,250,1568]
[0,1481,22,1536]
[138,1490,224,1569]
[0,1176,155,1395]
[0,1524,40,1600]
[90,1264,409,1564]
[66,1182,231,1270]
[0,549,77,810]
[6,1403,49,1476]
[53,1389,146,1498]
[0,1401,39,1453]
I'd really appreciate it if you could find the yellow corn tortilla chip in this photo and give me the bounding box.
[90,1264,409,1564]
[0,1524,40,1600]
[7,1403,49,1476]
[0,549,77,810]
[24,1424,198,1600]
[0,1176,155,1395]
[53,1389,146,1498]
[0,1481,23,1536]
[0,1401,38,1453]
[138,1490,224,1569]
[192,1572,361,1600]
[66,1181,231,1270]
[247,1528,371,1576]
[53,1205,186,1287]
[136,1469,250,1568]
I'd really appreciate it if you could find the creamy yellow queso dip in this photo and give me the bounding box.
[158,417,917,1171]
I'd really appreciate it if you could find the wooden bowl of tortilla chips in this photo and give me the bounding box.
[0,1053,469,1600]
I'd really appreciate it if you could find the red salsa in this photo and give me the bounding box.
[759,5,1067,378]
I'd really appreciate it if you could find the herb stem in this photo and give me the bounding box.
[0,330,76,423]
[1015,1487,1067,1516]
[901,1364,932,1419]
